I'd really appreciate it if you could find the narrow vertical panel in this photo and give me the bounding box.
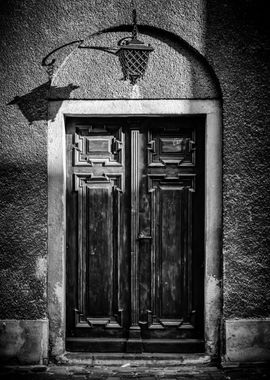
[186,189,193,319]
[182,187,187,320]
[113,186,122,316]
[138,146,152,318]
[160,187,182,318]
[150,188,157,318]
[131,130,140,325]
[86,185,113,317]
[180,187,193,322]
[78,186,86,314]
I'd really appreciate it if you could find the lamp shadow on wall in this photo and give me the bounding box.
[7,81,80,124]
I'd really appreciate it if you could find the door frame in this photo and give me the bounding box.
[48,99,222,359]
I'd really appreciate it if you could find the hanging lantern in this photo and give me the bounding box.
[117,9,154,85]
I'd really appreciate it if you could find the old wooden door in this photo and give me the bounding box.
[66,116,205,353]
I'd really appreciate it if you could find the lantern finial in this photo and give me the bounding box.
[132,9,138,40]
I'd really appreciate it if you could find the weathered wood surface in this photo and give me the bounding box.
[66,117,205,352]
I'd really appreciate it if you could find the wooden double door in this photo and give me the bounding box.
[66,116,205,353]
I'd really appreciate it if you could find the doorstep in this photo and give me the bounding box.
[57,352,212,367]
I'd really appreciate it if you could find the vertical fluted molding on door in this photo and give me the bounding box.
[130,129,140,326]
[127,128,142,352]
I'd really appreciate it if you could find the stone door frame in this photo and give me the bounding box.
[48,99,222,359]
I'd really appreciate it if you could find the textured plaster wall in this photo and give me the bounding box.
[50,31,218,99]
[0,0,269,324]
[205,0,270,318]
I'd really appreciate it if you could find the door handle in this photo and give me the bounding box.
[137,232,152,240]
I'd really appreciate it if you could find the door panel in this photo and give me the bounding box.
[160,186,189,319]
[137,119,205,352]
[66,120,129,351]
[66,117,205,353]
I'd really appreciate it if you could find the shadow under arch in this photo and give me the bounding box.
[43,24,222,100]
[93,24,222,99]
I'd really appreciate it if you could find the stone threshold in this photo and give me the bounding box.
[56,352,212,367]
[221,360,270,368]
[0,364,224,379]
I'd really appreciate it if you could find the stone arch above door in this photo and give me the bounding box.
[48,26,221,100]
[47,25,222,362]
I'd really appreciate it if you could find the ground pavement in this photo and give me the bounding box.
[0,363,270,380]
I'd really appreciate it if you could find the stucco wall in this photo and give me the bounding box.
[50,31,218,99]
[0,0,269,356]
[205,0,270,320]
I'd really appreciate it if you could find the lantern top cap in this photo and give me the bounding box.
[118,37,154,51]
[116,7,154,52]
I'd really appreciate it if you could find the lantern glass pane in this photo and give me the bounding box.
[118,48,151,83]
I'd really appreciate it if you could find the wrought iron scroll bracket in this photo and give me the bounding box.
[42,7,153,85]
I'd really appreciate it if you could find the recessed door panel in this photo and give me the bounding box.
[160,185,189,319]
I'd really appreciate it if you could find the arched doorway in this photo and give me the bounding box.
[47,27,222,360]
